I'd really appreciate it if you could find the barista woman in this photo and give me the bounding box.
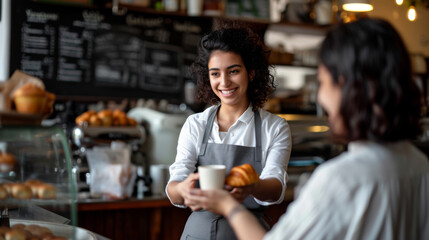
[166,23,291,240]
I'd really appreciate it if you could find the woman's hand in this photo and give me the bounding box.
[188,188,238,216]
[177,173,202,211]
[225,183,256,203]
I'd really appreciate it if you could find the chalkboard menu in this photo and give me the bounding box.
[9,0,213,100]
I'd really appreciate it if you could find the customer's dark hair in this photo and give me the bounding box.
[320,18,422,142]
[190,21,276,111]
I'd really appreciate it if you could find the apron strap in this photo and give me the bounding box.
[210,215,222,240]
[254,110,263,172]
[199,106,219,157]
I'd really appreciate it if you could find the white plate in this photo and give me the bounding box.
[10,219,98,240]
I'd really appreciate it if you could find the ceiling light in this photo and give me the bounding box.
[407,5,417,21]
[342,0,374,12]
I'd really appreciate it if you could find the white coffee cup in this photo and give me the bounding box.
[198,165,226,190]
[187,0,204,16]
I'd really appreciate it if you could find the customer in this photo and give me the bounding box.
[166,23,292,239]
[188,18,429,240]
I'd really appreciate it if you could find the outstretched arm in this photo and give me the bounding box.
[167,173,202,211]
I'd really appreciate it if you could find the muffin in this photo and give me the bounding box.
[12,83,47,114]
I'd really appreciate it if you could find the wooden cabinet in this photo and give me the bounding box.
[78,198,192,240]
[77,189,294,239]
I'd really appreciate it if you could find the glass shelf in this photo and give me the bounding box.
[0,125,77,226]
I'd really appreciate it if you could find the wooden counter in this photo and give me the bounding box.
[78,189,294,240]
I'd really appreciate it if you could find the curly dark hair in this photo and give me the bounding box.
[319,18,423,142]
[189,21,276,111]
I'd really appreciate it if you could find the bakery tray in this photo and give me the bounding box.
[10,219,98,240]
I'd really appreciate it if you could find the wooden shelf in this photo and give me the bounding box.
[104,2,330,33]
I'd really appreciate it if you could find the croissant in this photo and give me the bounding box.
[226,164,259,187]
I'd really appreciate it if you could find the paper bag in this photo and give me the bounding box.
[86,141,136,199]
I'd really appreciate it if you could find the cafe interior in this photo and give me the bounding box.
[0,0,428,239]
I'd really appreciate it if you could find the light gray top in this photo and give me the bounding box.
[266,140,429,240]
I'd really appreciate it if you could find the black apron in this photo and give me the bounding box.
[181,107,269,240]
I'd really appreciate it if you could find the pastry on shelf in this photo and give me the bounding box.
[225,164,259,187]
[9,183,33,200]
[0,151,17,173]
[4,229,27,240]
[25,180,57,200]
[0,180,57,200]
[0,185,8,200]
[75,109,137,127]
[12,82,55,115]
[2,223,67,240]
[97,109,113,126]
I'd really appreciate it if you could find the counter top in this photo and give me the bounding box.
[77,187,295,211]
[78,195,171,211]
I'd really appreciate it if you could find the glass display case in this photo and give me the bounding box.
[0,125,96,239]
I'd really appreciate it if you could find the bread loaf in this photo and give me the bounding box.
[0,185,8,200]
[225,164,259,187]
[24,180,57,199]
[4,229,27,240]
[10,183,33,200]
[35,183,57,199]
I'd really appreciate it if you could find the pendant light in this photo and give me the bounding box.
[342,0,374,12]
[407,5,417,21]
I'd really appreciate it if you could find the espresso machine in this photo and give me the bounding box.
[71,124,148,196]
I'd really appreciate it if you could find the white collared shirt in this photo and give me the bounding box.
[167,105,292,207]
[265,140,429,240]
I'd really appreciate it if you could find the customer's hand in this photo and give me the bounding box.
[189,188,238,217]
[177,173,201,211]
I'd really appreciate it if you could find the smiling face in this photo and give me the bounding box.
[208,50,251,109]
[317,64,346,136]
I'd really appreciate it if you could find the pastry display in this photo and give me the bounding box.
[225,164,259,187]
[75,109,137,127]
[0,223,67,240]
[0,151,17,173]
[0,180,57,200]
[12,83,55,115]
